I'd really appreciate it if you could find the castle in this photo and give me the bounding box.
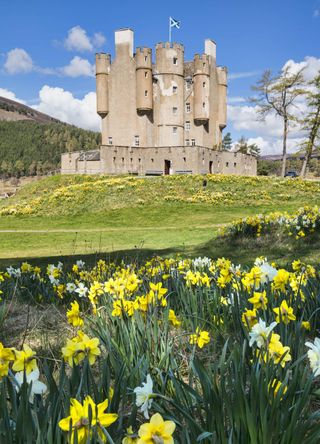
[61,29,257,176]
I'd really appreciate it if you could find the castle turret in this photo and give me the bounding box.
[193,54,210,123]
[135,48,153,112]
[95,53,111,117]
[217,66,227,129]
[155,42,185,146]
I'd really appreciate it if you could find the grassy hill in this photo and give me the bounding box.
[0,174,319,266]
[0,96,101,177]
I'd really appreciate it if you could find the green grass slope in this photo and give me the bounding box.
[0,174,319,265]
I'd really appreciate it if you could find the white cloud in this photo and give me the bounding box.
[0,88,26,104]
[228,71,260,80]
[227,96,246,104]
[63,26,105,52]
[283,56,320,81]
[4,48,33,74]
[60,56,94,77]
[33,85,100,131]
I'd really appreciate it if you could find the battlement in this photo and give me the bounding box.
[95,53,111,74]
[155,42,184,51]
[217,66,227,85]
[193,54,210,75]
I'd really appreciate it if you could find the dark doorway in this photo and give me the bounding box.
[164,159,171,175]
[209,160,213,174]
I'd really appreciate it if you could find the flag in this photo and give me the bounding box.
[170,17,181,29]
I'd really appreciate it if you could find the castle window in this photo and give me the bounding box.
[226,162,229,167]
[191,139,196,146]
[173,57,178,65]
[183,157,186,162]
[151,158,154,163]
[145,71,148,78]
[145,90,148,97]
[173,107,178,115]
[173,127,177,134]
[122,157,125,163]
[173,85,177,93]
[203,62,206,67]
[185,139,190,146]
[202,102,206,108]
[234,162,237,167]
[135,135,140,146]
[113,157,116,162]
[138,158,141,163]
[108,137,113,145]
[203,81,206,88]
[144,55,147,62]
[185,121,190,131]
[186,102,191,113]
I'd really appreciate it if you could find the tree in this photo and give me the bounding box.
[235,136,261,157]
[222,132,233,151]
[300,73,320,177]
[251,67,305,176]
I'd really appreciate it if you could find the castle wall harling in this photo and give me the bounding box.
[61,28,257,176]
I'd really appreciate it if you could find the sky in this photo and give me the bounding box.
[0,0,319,154]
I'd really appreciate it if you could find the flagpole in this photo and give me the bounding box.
[169,17,171,43]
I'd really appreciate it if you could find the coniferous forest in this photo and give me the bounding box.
[0,121,101,178]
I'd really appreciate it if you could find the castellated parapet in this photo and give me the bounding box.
[61,29,257,176]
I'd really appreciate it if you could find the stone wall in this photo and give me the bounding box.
[61,146,257,176]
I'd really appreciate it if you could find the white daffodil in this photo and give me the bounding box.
[6,267,21,278]
[306,338,320,377]
[133,374,154,419]
[66,282,76,293]
[76,260,85,269]
[255,258,277,284]
[14,367,47,403]
[249,319,277,348]
[75,282,88,298]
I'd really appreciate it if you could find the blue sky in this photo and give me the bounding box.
[0,0,319,153]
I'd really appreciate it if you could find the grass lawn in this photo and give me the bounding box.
[0,174,319,267]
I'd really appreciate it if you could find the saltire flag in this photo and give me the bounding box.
[170,17,181,29]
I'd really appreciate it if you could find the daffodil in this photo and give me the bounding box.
[248,291,268,310]
[249,319,277,348]
[59,395,118,443]
[273,300,296,324]
[189,328,210,349]
[137,413,175,444]
[306,337,320,376]
[12,344,37,375]
[268,378,287,399]
[241,309,258,329]
[134,374,154,419]
[14,367,47,403]
[168,309,181,327]
[67,301,84,327]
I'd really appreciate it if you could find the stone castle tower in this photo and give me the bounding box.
[96,28,227,150]
[61,29,257,176]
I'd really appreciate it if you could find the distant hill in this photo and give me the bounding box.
[0,96,61,124]
[0,96,101,177]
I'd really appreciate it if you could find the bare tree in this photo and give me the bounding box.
[300,73,320,177]
[251,67,305,176]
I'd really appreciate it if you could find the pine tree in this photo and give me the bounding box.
[222,132,233,151]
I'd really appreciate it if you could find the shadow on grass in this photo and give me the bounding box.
[0,232,319,269]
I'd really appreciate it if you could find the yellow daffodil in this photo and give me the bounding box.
[273,300,296,324]
[12,344,37,375]
[272,269,290,292]
[59,395,118,443]
[62,331,100,367]
[137,413,175,444]
[241,309,258,329]
[67,301,84,327]
[301,321,311,330]
[168,309,181,327]
[248,291,268,310]
[189,328,210,349]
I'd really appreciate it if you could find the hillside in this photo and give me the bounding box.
[0,96,60,123]
[0,96,101,177]
[0,174,319,264]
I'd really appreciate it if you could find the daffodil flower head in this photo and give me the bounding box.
[249,319,277,348]
[134,374,154,419]
[137,413,175,444]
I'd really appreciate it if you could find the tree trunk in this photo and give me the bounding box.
[300,108,320,178]
[281,117,288,177]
